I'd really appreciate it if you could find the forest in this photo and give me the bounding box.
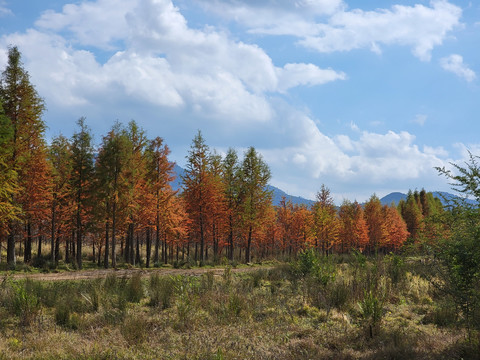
[1,47,480,359]
[0,46,438,270]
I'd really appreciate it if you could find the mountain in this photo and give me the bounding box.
[266,185,315,207]
[171,164,315,207]
[380,191,477,206]
[380,192,407,205]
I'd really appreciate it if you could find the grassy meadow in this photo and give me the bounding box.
[0,251,478,360]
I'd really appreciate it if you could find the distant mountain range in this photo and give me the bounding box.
[171,164,475,208]
[171,164,314,207]
[379,191,477,206]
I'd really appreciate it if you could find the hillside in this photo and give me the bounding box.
[171,164,315,207]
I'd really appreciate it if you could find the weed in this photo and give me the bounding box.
[358,289,385,338]
[121,313,149,345]
[125,272,144,303]
[148,274,176,309]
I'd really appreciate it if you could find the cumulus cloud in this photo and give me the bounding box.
[195,0,344,36]
[262,113,450,201]
[0,0,345,126]
[198,0,462,61]
[0,0,461,202]
[301,0,461,61]
[440,54,476,82]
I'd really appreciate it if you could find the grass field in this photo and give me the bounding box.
[0,253,478,359]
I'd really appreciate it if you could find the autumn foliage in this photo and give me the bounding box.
[0,47,446,269]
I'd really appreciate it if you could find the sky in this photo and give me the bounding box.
[0,0,479,203]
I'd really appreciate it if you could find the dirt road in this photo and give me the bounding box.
[3,266,270,282]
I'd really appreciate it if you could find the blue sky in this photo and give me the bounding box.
[0,0,479,203]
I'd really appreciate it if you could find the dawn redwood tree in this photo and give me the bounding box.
[95,122,129,268]
[382,205,409,252]
[0,46,46,267]
[338,200,369,253]
[239,146,272,263]
[399,191,424,241]
[123,121,148,265]
[222,148,241,260]
[48,135,73,264]
[70,117,95,269]
[277,197,293,255]
[364,194,384,254]
[182,131,217,263]
[208,150,227,261]
[0,99,20,263]
[311,184,338,255]
[20,142,52,262]
[145,136,175,265]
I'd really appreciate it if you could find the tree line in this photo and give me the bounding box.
[0,47,447,270]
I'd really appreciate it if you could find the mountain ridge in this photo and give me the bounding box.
[171,164,474,208]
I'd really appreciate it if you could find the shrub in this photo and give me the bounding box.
[8,280,41,326]
[385,253,406,285]
[358,289,385,338]
[121,313,149,345]
[125,272,144,303]
[148,274,176,309]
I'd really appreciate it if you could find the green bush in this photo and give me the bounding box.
[121,313,149,345]
[148,274,176,309]
[8,280,40,326]
[358,289,385,338]
[125,272,144,303]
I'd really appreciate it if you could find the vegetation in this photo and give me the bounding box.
[0,255,478,359]
[1,46,480,358]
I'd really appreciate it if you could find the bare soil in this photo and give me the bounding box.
[4,265,269,282]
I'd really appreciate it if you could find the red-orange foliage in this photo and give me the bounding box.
[382,205,409,251]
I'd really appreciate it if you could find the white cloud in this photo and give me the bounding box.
[1,0,344,125]
[440,54,476,82]
[195,0,344,36]
[35,0,136,50]
[276,63,346,93]
[412,114,427,126]
[0,0,461,202]
[0,1,11,17]
[300,0,462,61]
[198,0,462,61]
[262,114,450,201]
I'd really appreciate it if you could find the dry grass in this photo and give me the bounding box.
[0,258,478,359]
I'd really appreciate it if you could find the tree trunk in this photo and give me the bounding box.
[200,213,205,263]
[164,233,168,265]
[104,216,109,268]
[37,234,42,258]
[135,232,140,265]
[128,222,134,265]
[55,229,60,266]
[25,221,32,263]
[112,201,117,268]
[246,225,252,263]
[146,227,151,268]
[154,213,159,265]
[51,201,56,263]
[124,226,130,263]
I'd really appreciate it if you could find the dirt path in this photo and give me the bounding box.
[3,266,271,282]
